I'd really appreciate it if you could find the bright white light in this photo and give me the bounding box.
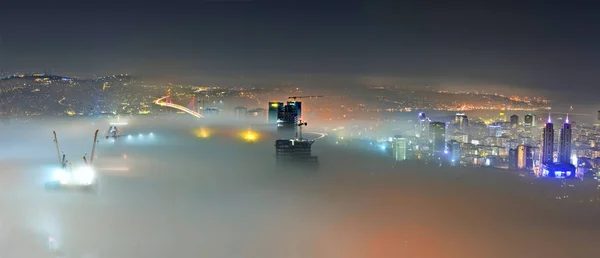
[73,166,96,185]
[52,169,69,185]
[127,135,132,139]
[110,122,128,126]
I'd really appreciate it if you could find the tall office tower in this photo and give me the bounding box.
[417,112,430,139]
[508,148,518,169]
[524,114,533,127]
[541,114,554,165]
[277,103,300,130]
[559,115,572,164]
[510,114,519,129]
[429,122,446,153]
[392,136,407,161]
[597,110,600,121]
[287,101,302,119]
[448,140,461,163]
[268,102,283,124]
[455,113,465,124]
[517,145,533,170]
[460,115,469,131]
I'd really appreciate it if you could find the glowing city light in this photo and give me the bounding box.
[242,130,259,142]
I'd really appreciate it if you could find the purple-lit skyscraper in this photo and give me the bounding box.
[541,114,554,165]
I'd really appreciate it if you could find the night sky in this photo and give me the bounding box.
[1,1,599,99]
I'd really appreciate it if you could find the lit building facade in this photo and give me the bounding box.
[429,122,446,154]
[542,115,554,165]
[559,116,572,164]
[517,145,534,170]
[393,136,407,161]
[510,114,519,129]
[268,102,283,124]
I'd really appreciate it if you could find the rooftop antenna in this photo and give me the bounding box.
[565,113,569,124]
[547,113,552,123]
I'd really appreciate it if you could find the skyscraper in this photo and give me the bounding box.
[541,114,554,165]
[508,148,518,169]
[429,122,446,154]
[416,112,430,139]
[510,114,519,129]
[460,115,469,131]
[517,145,533,170]
[448,140,460,163]
[559,115,572,164]
[455,113,465,124]
[524,114,533,127]
[392,136,407,161]
[268,102,283,124]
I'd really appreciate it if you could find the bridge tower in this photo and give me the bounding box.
[187,97,195,111]
[165,88,172,104]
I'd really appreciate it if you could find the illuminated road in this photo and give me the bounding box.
[305,132,327,141]
[154,96,204,118]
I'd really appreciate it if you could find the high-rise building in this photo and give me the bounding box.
[559,115,572,164]
[429,122,446,154]
[392,136,407,161]
[277,102,301,130]
[524,114,537,127]
[448,140,460,163]
[517,145,534,170]
[460,115,469,131]
[508,148,518,169]
[510,114,519,129]
[287,101,302,119]
[234,106,247,118]
[541,114,554,165]
[598,110,600,121]
[268,102,283,124]
[455,113,465,124]
[416,112,430,139]
[275,139,318,164]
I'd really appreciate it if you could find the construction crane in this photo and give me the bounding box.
[295,120,308,140]
[288,95,324,101]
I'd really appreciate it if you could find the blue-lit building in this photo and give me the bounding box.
[448,140,461,164]
[277,102,300,130]
[287,101,302,119]
[542,163,576,178]
[268,102,283,124]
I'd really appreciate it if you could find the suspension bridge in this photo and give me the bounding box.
[154,89,204,118]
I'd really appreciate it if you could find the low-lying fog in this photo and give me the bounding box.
[1,116,599,258]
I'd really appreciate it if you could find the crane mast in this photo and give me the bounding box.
[90,129,99,165]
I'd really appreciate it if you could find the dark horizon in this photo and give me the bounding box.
[2,1,600,103]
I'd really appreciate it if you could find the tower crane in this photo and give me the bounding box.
[288,95,325,101]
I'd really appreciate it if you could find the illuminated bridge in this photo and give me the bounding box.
[154,96,204,118]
